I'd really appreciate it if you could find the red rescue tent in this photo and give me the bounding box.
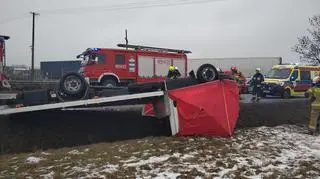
[142,79,240,137]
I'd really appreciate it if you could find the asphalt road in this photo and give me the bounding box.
[240,93,308,103]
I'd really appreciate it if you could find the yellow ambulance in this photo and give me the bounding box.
[262,64,320,98]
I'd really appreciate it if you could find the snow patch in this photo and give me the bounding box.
[172,153,181,158]
[215,165,238,178]
[68,150,84,155]
[40,171,55,179]
[188,151,199,156]
[10,157,18,160]
[256,142,264,147]
[100,164,119,173]
[181,154,194,160]
[3,125,320,179]
[123,155,170,167]
[120,156,138,163]
[25,156,43,164]
[41,152,51,156]
[153,171,181,179]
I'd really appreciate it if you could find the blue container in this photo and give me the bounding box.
[40,60,81,80]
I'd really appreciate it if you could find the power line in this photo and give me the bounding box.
[38,0,219,15]
[0,0,220,24]
[39,0,172,14]
[0,0,166,24]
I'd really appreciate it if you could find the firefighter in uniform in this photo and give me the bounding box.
[307,76,320,135]
[167,65,181,80]
[251,68,264,101]
[230,66,245,93]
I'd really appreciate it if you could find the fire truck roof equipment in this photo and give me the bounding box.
[75,44,191,59]
[117,44,192,54]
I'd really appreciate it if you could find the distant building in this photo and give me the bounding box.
[4,65,42,81]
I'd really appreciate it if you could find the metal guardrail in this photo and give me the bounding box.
[8,80,59,85]
[5,80,59,91]
[0,91,165,115]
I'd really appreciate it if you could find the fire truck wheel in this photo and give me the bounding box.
[196,64,219,83]
[59,72,88,96]
[101,79,117,87]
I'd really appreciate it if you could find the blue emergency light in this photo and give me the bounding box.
[90,48,101,52]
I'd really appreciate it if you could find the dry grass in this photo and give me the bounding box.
[0,125,320,178]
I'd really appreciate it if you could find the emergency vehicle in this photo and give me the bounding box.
[0,35,11,89]
[262,64,320,98]
[77,44,190,87]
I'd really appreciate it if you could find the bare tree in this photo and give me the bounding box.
[292,14,320,65]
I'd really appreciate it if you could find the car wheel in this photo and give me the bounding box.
[59,72,88,96]
[281,89,291,99]
[196,64,219,83]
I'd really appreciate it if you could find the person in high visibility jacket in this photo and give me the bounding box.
[230,66,245,93]
[167,65,181,80]
[307,77,320,135]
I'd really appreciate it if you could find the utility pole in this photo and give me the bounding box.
[30,11,39,81]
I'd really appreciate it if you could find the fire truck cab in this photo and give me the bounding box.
[76,44,190,87]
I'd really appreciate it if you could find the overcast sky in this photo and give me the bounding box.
[1,0,320,67]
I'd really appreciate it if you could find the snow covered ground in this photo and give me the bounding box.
[0,125,320,178]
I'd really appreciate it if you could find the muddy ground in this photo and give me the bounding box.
[0,125,319,178]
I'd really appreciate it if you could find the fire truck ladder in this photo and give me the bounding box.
[117,44,192,54]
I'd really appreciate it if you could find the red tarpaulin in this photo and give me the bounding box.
[168,80,239,137]
[142,102,155,117]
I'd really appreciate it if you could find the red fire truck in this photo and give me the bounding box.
[0,35,10,89]
[76,44,191,87]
